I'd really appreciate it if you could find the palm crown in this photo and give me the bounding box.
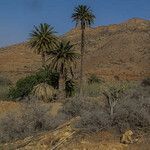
[29,23,57,54]
[48,41,80,77]
[72,5,95,29]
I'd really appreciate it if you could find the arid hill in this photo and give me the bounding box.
[0,18,150,82]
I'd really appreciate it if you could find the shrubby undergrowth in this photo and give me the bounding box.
[0,101,67,143]
[8,69,59,100]
[0,80,149,143]
[62,81,150,132]
[8,67,76,100]
[0,76,12,100]
[114,83,150,132]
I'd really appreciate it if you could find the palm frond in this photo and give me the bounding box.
[48,41,80,78]
[29,23,58,54]
[71,5,95,29]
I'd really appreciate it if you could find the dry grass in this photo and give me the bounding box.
[0,101,21,116]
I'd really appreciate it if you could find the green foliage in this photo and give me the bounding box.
[8,65,77,100]
[142,77,150,86]
[48,41,80,77]
[29,23,57,54]
[88,74,103,84]
[72,5,95,29]
[37,66,59,89]
[65,79,76,97]
[29,23,58,66]
[8,68,59,99]
[9,75,39,99]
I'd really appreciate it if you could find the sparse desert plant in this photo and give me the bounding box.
[76,109,111,132]
[32,83,57,102]
[102,83,127,118]
[0,76,12,100]
[61,82,150,132]
[0,85,10,100]
[83,83,102,97]
[62,97,111,131]
[88,74,103,84]
[0,101,67,143]
[61,97,84,117]
[0,76,12,86]
[61,97,101,117]
[113,84,150,132]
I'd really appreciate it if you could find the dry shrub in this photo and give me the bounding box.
[62,82,150,132]
[32,83,57,102]
[0,76,12,100]
[0,101,67,143]
[113,84,150,132]
[62,97,111,131]
[76,109,111,132]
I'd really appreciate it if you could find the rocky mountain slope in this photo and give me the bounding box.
[0,18,150,82]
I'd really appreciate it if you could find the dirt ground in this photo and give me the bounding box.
[0,100,62,117]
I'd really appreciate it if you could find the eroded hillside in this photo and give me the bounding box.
[0,18,150,82]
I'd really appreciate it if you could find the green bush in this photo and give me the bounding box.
[88,74,103,84]
[65,79,76,97]
[9,75,38,99]
[8,69,59,100]
[8,66,76,100]
[8,66,76,99]
[142,77,150,87]
[37,66,59,89]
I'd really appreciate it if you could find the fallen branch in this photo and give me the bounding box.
[50,131,76,150]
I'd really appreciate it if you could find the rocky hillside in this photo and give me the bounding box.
[0,43,41,82]
[0,18,150,82]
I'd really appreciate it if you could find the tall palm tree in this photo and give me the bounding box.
[29,23,57,66]
[48,41,79,99]
[72,5,95,97]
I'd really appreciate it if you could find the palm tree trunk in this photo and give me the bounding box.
[41,52,46,66]
[79,27,85,98]
[59,74,66,100]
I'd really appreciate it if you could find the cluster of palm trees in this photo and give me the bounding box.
[29,5,95,99]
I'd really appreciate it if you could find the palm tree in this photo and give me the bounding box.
[48,41,79,99]
[29,23,57,66]
[72,5,95,97]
